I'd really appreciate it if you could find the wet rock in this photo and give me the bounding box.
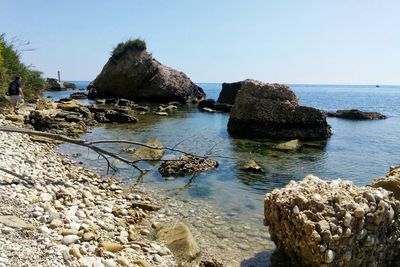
[239,160,263,173]
[157,223,200,264]
[228,79,331,140]
[264,175,400,267]
[327,109,386,120]
[70,92,88,99]
[159,155,218,177]
[273,139,301,151]
[133,139,164,160]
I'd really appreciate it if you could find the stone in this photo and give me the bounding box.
[116,256,130,266]
[82,231,96,241]
[78,256,96,267]
[133,139,164,160]
[133,260,149,267]
[69,245,83,259]
[371,166,400,200]
[62,235,80,245]
[239,160,263,173]
[227,79,331,140]
[273,139,301,151]
[264,175,400,266]
[217,81,242,105]
[39,225,52,235]
[0,215,35,230]
[100,242,123,253]
[159,155,218,177]
[198,99,232,112]
[326,109,386,120]
[102,259,117,267]
[155,111,168,116]
[157,223,200,263]
[91,46,205,103]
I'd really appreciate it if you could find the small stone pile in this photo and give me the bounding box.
[264,175,400,267]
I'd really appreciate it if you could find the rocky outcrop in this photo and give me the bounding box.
[227,79,331,140]
[327,109,386,120]
[371,166,400,199]
[264,175,400,267]
[217,81,242,105]
[46,78,76,90]
[158,155,218,177]
[91,48,205,103]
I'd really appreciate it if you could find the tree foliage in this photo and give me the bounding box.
[111,38,146,61]
[0,34,46,100]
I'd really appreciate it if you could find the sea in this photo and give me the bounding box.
[44,82,400,265]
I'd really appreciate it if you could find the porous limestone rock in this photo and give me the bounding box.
[264,175,400,267]
[371,166,400,200]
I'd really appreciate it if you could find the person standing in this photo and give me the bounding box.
[8,76,24,114]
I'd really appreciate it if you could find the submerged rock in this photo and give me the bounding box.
[327,109,386,120]
[133,139,164,160]
[273,139,301,151]
[371,166,400,199]
[157,223,200,264]
[264,175,400,267]
[91,43,205,103]
[158,155,218,177]
[240,160,263,173]
[228,79,331,140]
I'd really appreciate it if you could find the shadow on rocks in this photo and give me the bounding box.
[240,250,294,267]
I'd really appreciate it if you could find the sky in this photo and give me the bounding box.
[1,0,399,84]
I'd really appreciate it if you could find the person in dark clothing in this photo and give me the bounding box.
[8,76,24,114]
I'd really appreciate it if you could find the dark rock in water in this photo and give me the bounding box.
[95,99,106,104]
[217,81,242,104]
[91,47,205,103]
[46,78,76,90]
[105,98,119,105]
[159,155,218,177]
[88,105,138,123]
[326,109,386,120]
[63,82,76,89]
[58,98,72,102]
[198,99,232,112]
[227,79,331,140]
[70,92,87,99]
[102,110,137,123]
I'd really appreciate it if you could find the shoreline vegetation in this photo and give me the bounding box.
[1,36,399,266]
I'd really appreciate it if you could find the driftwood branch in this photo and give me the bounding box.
[0,126,211,176]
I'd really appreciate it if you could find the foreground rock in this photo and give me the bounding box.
[264,175,400,267]
[228,79,331,140]
[327,109,386,120]
[159,155,218,177]
[371,166,400,199]
[91,42,205,103]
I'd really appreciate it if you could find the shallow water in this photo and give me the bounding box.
[46,82,400,265]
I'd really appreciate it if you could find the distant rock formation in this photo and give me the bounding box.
[46,78,76,90]
[227,79,331,140]
[265,175,400,267]
[326,109,386,120]
[91,42,205,103]
[217,81,242,105]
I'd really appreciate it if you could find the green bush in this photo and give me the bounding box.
[111,38,146,60]
[0,34,46,100]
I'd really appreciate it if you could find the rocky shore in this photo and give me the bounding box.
[0,118,179,267]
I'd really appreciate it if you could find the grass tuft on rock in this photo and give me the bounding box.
[111,38,146,60]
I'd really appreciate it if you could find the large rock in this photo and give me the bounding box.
[264,175,400,267]
[92,48,205,103]
[327,109,386,120]
[227,79,331,140]
[157,223,200,264]
[371,166,400,200]
[217,81,242,104]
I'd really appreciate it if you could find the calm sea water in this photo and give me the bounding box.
[46,82,400,264]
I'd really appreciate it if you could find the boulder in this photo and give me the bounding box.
[239,160,263,173]
[70,92,87,99]
[273,139,301,151]
[264,175,400,267]
[47,78,65,90]
[91,46,205,103]
[133,139,164,160]
[159,155,218,177]
[227,79,331,140]
[217,81,242,104]
[371,166,400,200]
[63,82,77,89]
[326,109,386,120]
[157,223,200,264]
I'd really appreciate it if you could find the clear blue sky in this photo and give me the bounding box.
[1,0,399,84]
